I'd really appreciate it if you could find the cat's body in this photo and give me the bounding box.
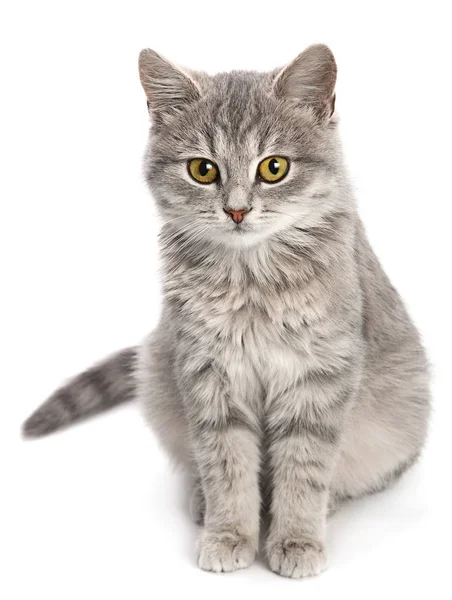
[23,45,430,578]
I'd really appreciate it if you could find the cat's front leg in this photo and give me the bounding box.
[265,367,357,578]
[181,359,261,573]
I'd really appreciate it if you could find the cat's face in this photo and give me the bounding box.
[140,46,343,248]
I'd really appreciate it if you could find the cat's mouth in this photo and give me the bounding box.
[221,215,254,235]
[231,223,248,233]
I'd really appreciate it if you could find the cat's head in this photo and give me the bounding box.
[139,45,348,248]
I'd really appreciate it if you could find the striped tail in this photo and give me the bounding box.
[22,347,137,438]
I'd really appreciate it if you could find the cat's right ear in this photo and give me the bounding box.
[139,49,201,122]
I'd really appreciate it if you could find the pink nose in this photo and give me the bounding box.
[225,208,249,224]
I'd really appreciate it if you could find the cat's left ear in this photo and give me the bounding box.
[272,44,337,120]
[139,49,201,122]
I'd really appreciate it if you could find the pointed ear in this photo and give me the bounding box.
[138,49,201,121]
[273,44,337,120]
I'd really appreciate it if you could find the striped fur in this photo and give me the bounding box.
[22,348,136,437]
[23,45,431,578]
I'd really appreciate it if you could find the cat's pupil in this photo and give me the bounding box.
[199,161,212,177]
[269,159,280,175]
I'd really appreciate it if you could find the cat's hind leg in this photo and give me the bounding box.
[330,386,428,502]
[136,326,193,470]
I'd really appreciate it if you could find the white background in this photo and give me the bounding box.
[1,1,451,598]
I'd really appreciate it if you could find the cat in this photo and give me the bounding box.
[23,44,430,578]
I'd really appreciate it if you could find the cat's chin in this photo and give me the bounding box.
[208,228,272,249]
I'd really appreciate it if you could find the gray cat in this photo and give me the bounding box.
[23,44,430,578]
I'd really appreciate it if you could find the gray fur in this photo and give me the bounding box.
[22,347,136,437]
[23,45,430,578]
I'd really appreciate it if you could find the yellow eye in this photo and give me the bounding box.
[188,158,218,184]
[258,156,289,183]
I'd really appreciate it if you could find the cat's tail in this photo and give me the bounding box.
[22,347,137,438]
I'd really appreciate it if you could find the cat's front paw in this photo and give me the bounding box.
[267,538,327,578]
[197,530,256,573]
